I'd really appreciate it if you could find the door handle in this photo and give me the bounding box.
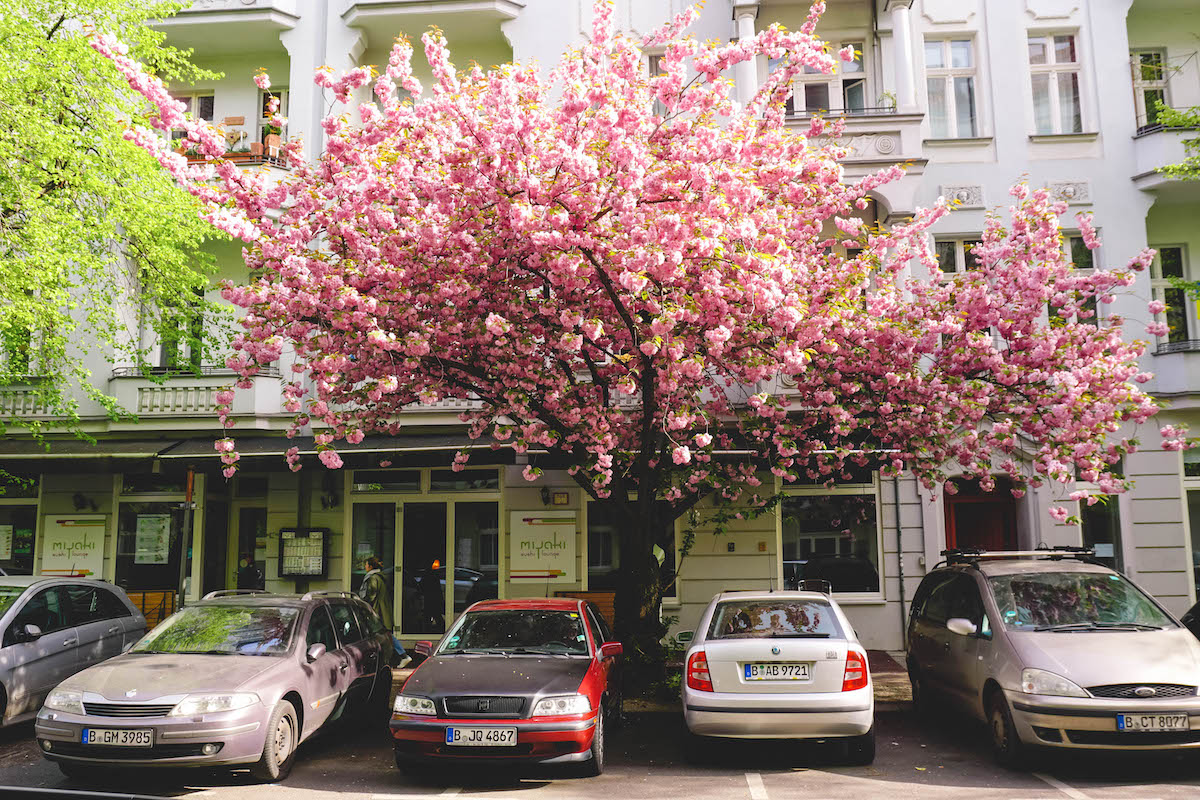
[943,642,951,651]
[62,639,77,647]
[107,627,121,634]
[339,663,348,673]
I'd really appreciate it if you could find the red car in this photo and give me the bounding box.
[390,598,623,775]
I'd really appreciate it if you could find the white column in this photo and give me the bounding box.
[887,0,917,113]
[733,2,760,106]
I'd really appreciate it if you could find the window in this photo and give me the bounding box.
[307,605,337,650]
[925,39,977,138]
[157,286,205,373]
[648,54,667,117]
[587,603,613,643]
[353,598,387,637]
[0,505,35,575]
[8,587,71,644]
[587,502,621,590]
[1081,497,1122,570]
[453,503,499,612]
[329,602,363,645]
[65,585,131,624]
[430,470,499,492]
[1049,234,1099,326]
[1131,49,1168,132]
[707,598,845,639]
[1151,246,1192,346]
[169,93,215,142]
[934,237,983,274]
[781,482,881,594]
[258,89,288,145]
[1028,34,1082,134]
[792,42,867,115]
[1189,490,1200,598]
[351,471,420,493]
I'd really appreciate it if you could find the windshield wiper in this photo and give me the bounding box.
[443,648,500,655]
[508,647,575,656]
[173,649,236,655]
[1034,622,1161,632]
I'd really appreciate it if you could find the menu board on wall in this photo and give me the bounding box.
[509,510,576,583]
[134,514,172,564]
[0,525,11,561]
[40,515,106,578]
[279,528,328,578]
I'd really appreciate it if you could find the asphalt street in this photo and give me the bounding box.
[0,708,1196,800]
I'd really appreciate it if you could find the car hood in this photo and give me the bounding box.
[1009,626,1200,688]
[404,655,591,699]
[62,653,284,701]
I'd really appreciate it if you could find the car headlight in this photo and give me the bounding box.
[168,693,260,716]
[531,694,591,716]
[44,689,83,715]
[393,695,437,716]
[1021,668,1088,698]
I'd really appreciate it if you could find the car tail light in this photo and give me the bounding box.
[842,649,868,692]
[686,650,713,692]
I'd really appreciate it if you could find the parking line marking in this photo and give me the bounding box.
[746,772,768,800]
[370,791,460,799]
[1033,773,1089,800]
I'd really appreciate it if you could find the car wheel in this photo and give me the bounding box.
[250,699,299,782]
[909,667,932,718]
[988,692,1026,770]
[579,708,605,776]
[843,726,876,766]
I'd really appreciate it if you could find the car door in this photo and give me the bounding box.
[908,572,954,683]
[940,574,990,707]
[585,603,620,715]
[328,601,371,707]
[349,599,385,691]
[298,604,351,737]
[4,586,78,716]
[64,584,125,667]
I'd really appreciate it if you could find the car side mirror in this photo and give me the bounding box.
[946,617,978,637]
[306,643,327,663]
[414,640,434,657]
[600,641,623,658]
[675,631,694,644]
[19,624,42,642]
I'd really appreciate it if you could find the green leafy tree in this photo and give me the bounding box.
[0,0,223,438]
[1157,104,1200,181]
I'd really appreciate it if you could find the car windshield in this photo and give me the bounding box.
[988,572,1175,631]
[439,610,589,656]
[0,586,26,617]
[708,599,844,639]
[130,605,300,656]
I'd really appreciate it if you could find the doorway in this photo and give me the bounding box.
[944,478,1017,551]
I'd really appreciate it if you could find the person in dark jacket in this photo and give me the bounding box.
[359,555,411,668]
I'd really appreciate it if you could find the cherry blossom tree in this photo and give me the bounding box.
[94,1,1177,672]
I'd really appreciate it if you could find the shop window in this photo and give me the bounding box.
[781,491,880,594]
[116,503,185,593]
[0,506,36,574]
[400,502,446,634]
[121,474,186,495]
[430,470,499,492]
[453,502,499,612]
[351,503,394,593]
[351,470,420,493]
[1080,496,1122,570]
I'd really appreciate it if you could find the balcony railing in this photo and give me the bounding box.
[110,365,283,417]
[1156,340,1200,355]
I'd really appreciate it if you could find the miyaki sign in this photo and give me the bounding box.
[40,515,106,579]
[509,511,576,583]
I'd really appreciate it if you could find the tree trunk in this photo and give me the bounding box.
[612,512,670,694]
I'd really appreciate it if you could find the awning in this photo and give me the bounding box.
[158,433,524,459]
[0,438,182,459]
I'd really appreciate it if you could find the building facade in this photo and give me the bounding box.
[1,0,1197,650]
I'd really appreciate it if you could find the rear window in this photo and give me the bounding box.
[707,599,844,639]
[988,572,1175,631]
[130,605,300,656]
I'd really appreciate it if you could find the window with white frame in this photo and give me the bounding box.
[648,54,667,117]
[934,237,983,274]
[1049,234,1100,326]
[169,93,214,142]
[792,42,867,115]
[781,473,881,595]
[924,38,978,138]
[1131,49,1169,132]
[258,89,288,144]
[1028,33,1083,135]
[1151,245,1193,346]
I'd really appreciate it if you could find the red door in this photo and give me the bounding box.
[945,480,1017,551]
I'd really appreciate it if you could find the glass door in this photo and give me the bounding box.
[399,503,446,635]
[234,507,267,590]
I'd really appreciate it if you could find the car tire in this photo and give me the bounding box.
[987,692,1026,770]
[360,666,393,727]
[909,667,933,718]
[250,699,299,783]
[579,708,605,776]
[844,726,876,766]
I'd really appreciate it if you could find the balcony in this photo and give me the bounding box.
[153,0,298,54]
[108,366,284,426]
[341,0,524,50]
[1133,121,1198,195]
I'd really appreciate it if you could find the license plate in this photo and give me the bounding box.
[744,662,811,681]
[81,728,153,747]
[444,727,517,746]
[1117,713,1190,732]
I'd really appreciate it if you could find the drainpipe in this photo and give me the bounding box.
[893,475,907,647]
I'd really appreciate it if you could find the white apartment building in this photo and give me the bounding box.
[0,0,1197,651]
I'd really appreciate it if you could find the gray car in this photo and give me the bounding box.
[35,590,394,782]
[907,549,1200,766]
[0,577,145,726]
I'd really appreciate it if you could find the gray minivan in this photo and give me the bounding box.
[0,577,146,725]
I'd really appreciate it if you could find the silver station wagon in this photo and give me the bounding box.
[0,577,145,726]
[907,549,1200,766]
[36,590,394,782]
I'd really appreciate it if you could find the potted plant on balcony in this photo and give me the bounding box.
[263,123,282,158]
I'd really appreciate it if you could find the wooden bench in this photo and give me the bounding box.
[124,590,176,629]
[554,590,616,628]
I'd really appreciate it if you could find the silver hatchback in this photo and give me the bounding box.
[907,550,1200,766]
[0,577,145,726]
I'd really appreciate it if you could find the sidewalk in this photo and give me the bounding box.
[389,650,913,712]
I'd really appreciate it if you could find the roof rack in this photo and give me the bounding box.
[939,546,1096,567]
[201,589,274,600]
[796,579,832,595]
[300,590,357,601]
